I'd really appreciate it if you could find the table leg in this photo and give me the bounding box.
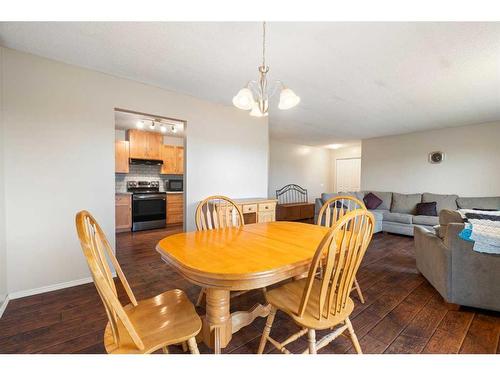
[202,289,232,354]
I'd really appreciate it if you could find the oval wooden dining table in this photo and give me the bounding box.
[156,221,329,354]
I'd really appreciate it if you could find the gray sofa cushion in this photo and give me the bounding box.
[337,191,365,202]
[364,191,392,210]
[434,210,464,241]
[383,211,413,224]
[422,193,458,213]
[369,209,386,222]
[321,192,340,202]
[439,209,464,226]
[413,215,439,226]
[391,193,422,214]
[369,209,385,233]
[456,196,500,210]
[355,191,365,201]
[321,192,365,205]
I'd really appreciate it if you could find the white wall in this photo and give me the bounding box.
[2,48,268,295]
[361,122,500,196]
[330,144,362,192]
[268,140,331,202]
[0,46,7,308]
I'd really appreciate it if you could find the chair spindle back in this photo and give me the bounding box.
[317,195,366,228]
[195,195,244,231]
[75,210,144,351]
[299,209,374,320]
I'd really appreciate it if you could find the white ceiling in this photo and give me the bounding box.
[1,22,499,146]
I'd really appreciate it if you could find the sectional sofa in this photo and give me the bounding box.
[314,192,500,236]
[414,209,500,311]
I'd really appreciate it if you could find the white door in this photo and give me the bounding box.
[336,158,361,192]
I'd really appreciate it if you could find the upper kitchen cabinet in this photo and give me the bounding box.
[176,146,184,174]
[161,145,184,175]
[115,140,130,173]
[127,129,162,160]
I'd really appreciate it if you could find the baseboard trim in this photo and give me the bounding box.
[0,295,10,319]
[8,276,95,300]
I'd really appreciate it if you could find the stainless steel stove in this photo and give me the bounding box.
[127,181,166,231]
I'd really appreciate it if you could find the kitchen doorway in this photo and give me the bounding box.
[113,108,187,234]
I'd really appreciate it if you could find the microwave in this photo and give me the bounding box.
[166,179,183,192]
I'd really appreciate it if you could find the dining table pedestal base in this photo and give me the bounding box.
[202,289,232,354]
[202,288,272,354]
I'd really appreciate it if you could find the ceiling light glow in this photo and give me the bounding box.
[327,144,343,150]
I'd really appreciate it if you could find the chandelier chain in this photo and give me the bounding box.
[232,21,299,115]
[262,21,266,67]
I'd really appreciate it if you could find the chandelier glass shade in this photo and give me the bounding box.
[232,22,300,117]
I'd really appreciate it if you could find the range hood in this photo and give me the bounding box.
[129,158,163,166]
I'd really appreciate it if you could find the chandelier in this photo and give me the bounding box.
[232,22,300,117]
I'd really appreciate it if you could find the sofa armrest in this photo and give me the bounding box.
[446,223,500,311]
[414,226,451,300]
[314,198,324,216]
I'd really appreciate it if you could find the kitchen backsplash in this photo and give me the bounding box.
[115,164,183,192]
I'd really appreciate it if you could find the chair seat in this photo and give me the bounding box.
[265,278,354,330]
[104,289,202,354]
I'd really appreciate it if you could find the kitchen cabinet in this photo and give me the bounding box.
[161,145,184,175]
[127,129,162,160]
[115,194,132,232]
[176,146,184,174]
[161,145,176,174]
[167,193,184,224]
[115,140,130,173]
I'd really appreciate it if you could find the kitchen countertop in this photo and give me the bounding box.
[166,191,184,194]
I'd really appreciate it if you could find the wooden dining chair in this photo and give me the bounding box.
[75,210,202,354]
[195,195,248,306]
[195,195,244,231]
[317,195,367,303]
[257,209,375,354]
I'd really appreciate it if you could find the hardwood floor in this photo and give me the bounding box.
[1,227,499,354]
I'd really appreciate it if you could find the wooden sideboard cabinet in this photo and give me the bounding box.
[115,194,132,232]
[167,193,184,224]
[232,198,277,224]
[276,202,315,224]
[127,129,162,160]
[115,140,130,173]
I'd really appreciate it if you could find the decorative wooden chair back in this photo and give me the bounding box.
[299,209,374,320]
[317,195,366,228]
[276,184,308,204]
[75,210,145,351]
[195,195,244,231]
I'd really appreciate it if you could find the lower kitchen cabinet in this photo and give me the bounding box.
[115,194,132,232]
[167,193,184,224]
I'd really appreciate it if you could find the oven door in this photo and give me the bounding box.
[132,194,166,231]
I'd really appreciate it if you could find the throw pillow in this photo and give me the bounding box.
[416,202,438,216]
[363,192,383,210]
